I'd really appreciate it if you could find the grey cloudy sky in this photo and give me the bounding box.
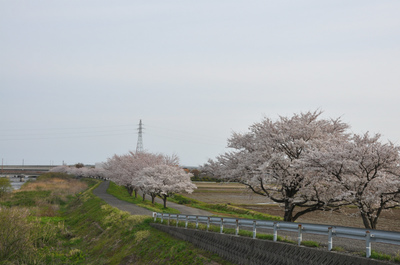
[1,1,400,167]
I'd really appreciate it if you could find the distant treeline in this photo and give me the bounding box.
[183,168,222,182]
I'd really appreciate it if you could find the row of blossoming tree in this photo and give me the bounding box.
[201,110,400,229]
[50,151,196,208]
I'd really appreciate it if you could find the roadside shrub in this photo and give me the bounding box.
[0,206,70,264]
[0,207,36,262]
[0,178,12,197]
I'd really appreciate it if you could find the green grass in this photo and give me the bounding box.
[192,189,244,193]
[107,183,282,221]
[370,250,392,261]
[331,246,346,252]
[0,202,87,264]
[107,181,180,214]
[107,182,283,221]
[301,241,320,248]
[1,175,234,264]
[5,175,400,264]
[0,190,52,207]
[395,253,400,263]
[64,182,232,264]
[170,194,282,221]
[156,218,296,245]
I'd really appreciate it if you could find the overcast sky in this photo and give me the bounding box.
[1,1,400,167]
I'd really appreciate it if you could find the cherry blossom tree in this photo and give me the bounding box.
[49,165,84,177]
[104,151,180,198]
[136,164,196,208]
[202,110,350,222]
[49,165,70,174]
[305,132,400,229]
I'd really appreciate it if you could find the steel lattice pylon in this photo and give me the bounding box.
[136,119,144,153]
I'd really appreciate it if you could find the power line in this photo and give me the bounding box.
[1,128,135,138]
[0,121,228,147]
[0,132,135,141]
[0,124,136,132]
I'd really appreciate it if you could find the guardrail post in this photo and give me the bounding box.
[328,227,333,251]
[253,221,257,239]
[235,219,239,236]
[297,224,302,246]
[152,213,400,252]
[366,231,371,258]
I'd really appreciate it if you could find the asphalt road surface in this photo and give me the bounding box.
[93,181,399,258]
[93,181,212,216]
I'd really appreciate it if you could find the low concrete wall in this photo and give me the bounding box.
[151,223,389,265]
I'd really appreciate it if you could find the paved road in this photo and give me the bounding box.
[93,181,153,215]
[138,190,212,216]
[93,181,399,257]
[93,181,212,216]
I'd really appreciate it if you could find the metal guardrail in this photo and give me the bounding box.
[153,212,400,258]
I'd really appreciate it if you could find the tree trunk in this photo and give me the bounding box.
[162,195,167,208]
[151,195,155,204]
[361,211,380,229]
[142,193,146,201]
[134,189,138,198]
[127,186,133,196]
[371,217,378,230]
[360,212,372,229]
[283,200,295,222]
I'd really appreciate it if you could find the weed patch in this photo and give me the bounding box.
[301,241,320,248]
[65,184,232,264]
[0,175,233,264]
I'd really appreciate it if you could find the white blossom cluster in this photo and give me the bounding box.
[51,151,196,208]
[50,164,105,179]
[201,110,400,229]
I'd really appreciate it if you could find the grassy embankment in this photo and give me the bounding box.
[106,181,180,214]
[0,174,232,265]
[108,183,325,246]
[107,181,282,221]
[108,181,400,263]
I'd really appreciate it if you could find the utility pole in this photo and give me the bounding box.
[136,119,144,153]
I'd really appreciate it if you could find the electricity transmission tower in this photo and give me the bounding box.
[136,119,144,153]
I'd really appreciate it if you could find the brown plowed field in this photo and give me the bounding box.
[184,182,400,232]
